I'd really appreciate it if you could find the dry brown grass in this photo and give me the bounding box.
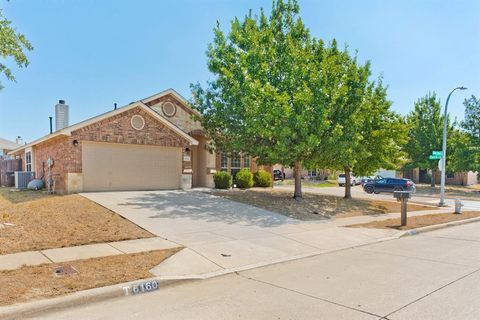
[210,189,435,221]
[0,188,153,255]
[0,248,181,306]
[415,184,480,199]
[347,211,480,230]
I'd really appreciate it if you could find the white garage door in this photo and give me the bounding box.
[82,142,182,191]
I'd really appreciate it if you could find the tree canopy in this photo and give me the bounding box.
[462,95,480,144]
[403,92,452,186]
[449,95,480,175]
[0,7,33,89]
[308,66,405,198]
[192,0,401,199]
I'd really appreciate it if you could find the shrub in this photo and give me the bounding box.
[253,170,273,187]
[235,168,254,189]
[213,171,232,189]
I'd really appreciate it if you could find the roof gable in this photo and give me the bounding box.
[141,88,201,117]
[9,101,198,154]
[0,137,20,150]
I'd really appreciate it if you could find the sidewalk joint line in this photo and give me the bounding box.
[383,267,480,318]
[106,243,127,254]
[239,273,384,319]
[39,251,54,264]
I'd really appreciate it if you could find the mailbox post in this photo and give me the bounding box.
[394,191,412,226]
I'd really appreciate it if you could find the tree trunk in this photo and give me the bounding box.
[293,161,302,199]
[431,169,436,188]
[344,166,352,199]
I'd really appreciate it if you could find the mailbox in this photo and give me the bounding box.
[394,190,411,201]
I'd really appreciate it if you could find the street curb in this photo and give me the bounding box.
[0,277,185,320]
[3,216,479,319]
[400,216,480,237]
[0,234,402,319]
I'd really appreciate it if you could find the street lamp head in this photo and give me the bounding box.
[459,86,467,90]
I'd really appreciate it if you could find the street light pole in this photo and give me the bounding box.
[439,86,467,206]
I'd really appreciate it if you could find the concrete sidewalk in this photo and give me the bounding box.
[82,190,454,281]
[36,221,480,320]
[0,237,179,271]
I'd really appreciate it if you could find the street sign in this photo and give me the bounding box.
[432,151,443,157]
[429,155,442,160]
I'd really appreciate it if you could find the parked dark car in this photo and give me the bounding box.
[363,178,416,194]
[359,177,374,186]
[273,169,285,181]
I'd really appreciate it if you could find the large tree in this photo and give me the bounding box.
[192,0,396,199]
[448,129,478,175]
[404,92,450,187]
[192,0,339,199]
[0,6,33,89]
[308,60,405,198]
[462,95,480,144]
[449,95,480,176]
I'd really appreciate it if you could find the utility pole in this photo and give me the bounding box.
[439,86,467,206]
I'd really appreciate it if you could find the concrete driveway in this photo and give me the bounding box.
[82,190,402,279]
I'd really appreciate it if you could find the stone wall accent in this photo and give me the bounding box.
[146,94,203,134]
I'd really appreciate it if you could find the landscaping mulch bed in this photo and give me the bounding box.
[209,189,435,221]
[346,211,480,230]
[0,248,181,306]
[0,188,153,255]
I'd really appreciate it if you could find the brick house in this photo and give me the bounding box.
[9,89,226,193]
[403,168,479,186]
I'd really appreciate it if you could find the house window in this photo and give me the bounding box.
[25,151,32,172]
[243,155,250,169]
[220,152,228,171]
[231,153,241,178]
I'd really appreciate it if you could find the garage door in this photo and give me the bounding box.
[82,142,182,191]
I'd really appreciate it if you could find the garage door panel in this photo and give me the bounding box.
[82,142,182,191]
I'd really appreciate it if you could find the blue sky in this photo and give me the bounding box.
[0,0,478,142]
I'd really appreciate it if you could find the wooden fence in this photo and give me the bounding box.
[0,158,22,187]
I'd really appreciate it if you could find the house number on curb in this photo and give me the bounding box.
[122,280,159,296]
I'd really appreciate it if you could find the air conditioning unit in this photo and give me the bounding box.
[15,171,35,189]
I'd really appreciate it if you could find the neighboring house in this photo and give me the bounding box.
[403,168,479,186]
[0,137,22,159]
[9,89,224,193]
[273,164,330,180]
[373,169,400,179]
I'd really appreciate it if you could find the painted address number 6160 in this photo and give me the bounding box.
[122,280,159,296]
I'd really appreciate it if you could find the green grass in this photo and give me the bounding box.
[0,187,53,204]
[276,179,338,188]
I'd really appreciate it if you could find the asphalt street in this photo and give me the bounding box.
[36,220,480,320]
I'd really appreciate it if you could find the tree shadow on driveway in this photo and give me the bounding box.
[115,190,305,228]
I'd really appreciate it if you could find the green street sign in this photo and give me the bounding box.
[432,151,443,157]
[429,155,442,160]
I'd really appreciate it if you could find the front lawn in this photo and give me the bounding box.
[209,189,435,221]
[0,188,153,255]
[346,211,480,230]
[275,179,338,188]
[0,248,181,306]
[415,184,480,200]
